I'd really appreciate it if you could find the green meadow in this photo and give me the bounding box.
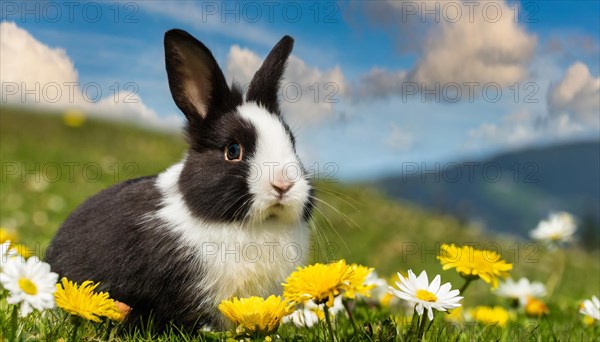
[1,107,599,341]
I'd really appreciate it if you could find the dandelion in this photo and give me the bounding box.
[495,277,546,306]
[444,307,467,324]
[524,297,549,317]
[388,270,462,321]
[54,277,122,322]
[62,109,86,128]
[379,292,399,308]
[0,256,58,316]
[345,264,376,299]
[471,306,510,327]
[11,243,33,259]
[530,212,576,246]
[583,315,596,327]
[282,260,371,340]
[580,295,600,321]
[438,243,512,289]
[0,227,18,243]
[282,260,355,307]
[218,296,293,336]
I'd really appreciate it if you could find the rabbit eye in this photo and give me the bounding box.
[225,143,243,161]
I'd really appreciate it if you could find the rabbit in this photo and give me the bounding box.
[45,29,314,331]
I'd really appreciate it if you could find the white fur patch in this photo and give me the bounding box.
[154,160,310,327]
[236,102,311,223]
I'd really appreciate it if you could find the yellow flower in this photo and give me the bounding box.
[471,306,510,327]
[282,260,355,307]
[54,278,122,322]
[218,296,293,336]
[11,243,33,258]
[438,244,512,288]
[345,264,375,299]
[62,110,86,128]
[0,227,18,244]
[583,315,596,327]
[525,297,549,317]
[445,307,465,323]
[379,292,397,307]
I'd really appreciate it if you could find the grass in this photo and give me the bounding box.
[1,106,599,341]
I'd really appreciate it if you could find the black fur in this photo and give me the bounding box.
[164,29,244,150]
[45,177,217,330]
[246,36,294,115]
[180,111,258,222]
[46,29,313,332]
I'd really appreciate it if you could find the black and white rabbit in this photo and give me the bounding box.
[46,29,314,330]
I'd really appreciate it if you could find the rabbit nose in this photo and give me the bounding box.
[271,179,293,196]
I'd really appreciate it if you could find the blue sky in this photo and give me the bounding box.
[2,1,599,180]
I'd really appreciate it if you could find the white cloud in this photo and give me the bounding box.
[225,45,262,86]
[0,22,179,130]
[411,1,536,88]
[94,92,181,129]
[465,110,541,150]
[464,61,599,151]
[1,21,78,104]
[548,62,600,129]
[354,0,537,101]
[465,105,595,153]
[225,45,347,127]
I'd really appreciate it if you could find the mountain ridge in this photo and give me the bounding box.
[375,140,600,248]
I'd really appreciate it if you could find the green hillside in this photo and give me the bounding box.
[2,106,598,302]
[1,107,599,340]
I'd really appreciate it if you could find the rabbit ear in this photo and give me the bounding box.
[246,36,294,115]
[164,29,230,125]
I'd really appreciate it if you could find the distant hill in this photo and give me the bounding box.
[375,141,600,248]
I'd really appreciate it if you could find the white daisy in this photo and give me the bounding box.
[388,269,462,321]
[530,212,576,245]
[283,306,320,327]
[1,241,23,271]
[283,295,344,327]
[0,256,58,316]
[495,277,547,306]
[580,295,600,321]
[364,271,403,308]
[362,271,387,301]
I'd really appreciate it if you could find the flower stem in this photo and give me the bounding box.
[546,248,565,297]
[417,314,429,340]
[459,277,474,295]
[342,299,359,335]
[323,304,336,342]
[8,305,18,342]
[70,316,82,342]
[407,307,419,336]
[424,316,435,335]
